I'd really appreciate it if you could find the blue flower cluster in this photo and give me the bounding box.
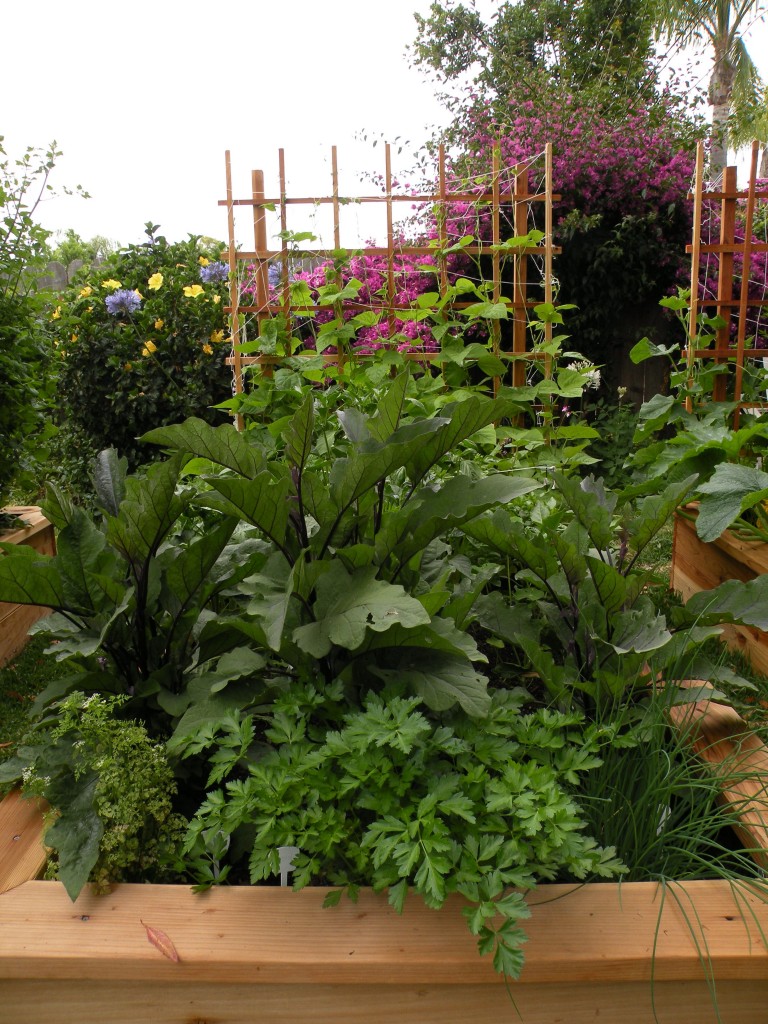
[199,261,229,284]
[105,289,142,316]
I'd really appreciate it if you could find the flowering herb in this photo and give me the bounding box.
[105,289,142,316]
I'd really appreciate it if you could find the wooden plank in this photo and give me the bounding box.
[0,790,47,893]
[671,510,768,675]
[0,507,56,666]
[1,880,768,985]
[669,691,768,865]
[0,976,764,1024]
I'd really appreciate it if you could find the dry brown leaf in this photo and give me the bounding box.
[141,919,180,962]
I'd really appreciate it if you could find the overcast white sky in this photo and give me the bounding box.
[4,0,767,252]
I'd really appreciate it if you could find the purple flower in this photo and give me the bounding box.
[105,289,142,316]
[199,261,229,284]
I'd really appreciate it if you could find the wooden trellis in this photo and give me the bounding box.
[686,139,768,421]
[220,144,557,424]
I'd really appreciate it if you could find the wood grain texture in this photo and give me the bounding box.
[0,881,767,1023]
[0,789,47,893]
[1,879,768,984]
[0,506,56,667]
[671,509,768,675]
[0,977,764,1024]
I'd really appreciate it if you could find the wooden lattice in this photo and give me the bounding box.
[220,144,557,426]
[686,139,768,422]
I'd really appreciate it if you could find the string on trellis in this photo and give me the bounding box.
[685,139,768,423]
[220,143,557,427]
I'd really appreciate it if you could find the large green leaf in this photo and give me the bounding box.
[292,563,431,657]
[197,472,291,553]
[684,574,768,630]
[696,464,768,542]
[358,612,486,663]
[55,511,117,615]
[554,474,616,551]
[585,556,627,615]
[91,448,127,517]
[284,392,315,472]
[627,475,698,555]
[242,551,293,651]
[0,543,66,609]
[141,417,263,478]
[606,608,671,655]
[163,517,238,614]
[329,417,447,513]
[405,396,520,485]
[44,775,103,902]
[371,651,491,717]
[106,454,188,564]
[367,370,410,441]
[377,474,540,567]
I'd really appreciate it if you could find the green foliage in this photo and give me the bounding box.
[580,688,765,881]
[0,692,185,898]
[177,682,624,978]
[0,450,272,731]
[47,228,117,278]
[0,138,78,502]
[463,472,760,711]
[409,0,659,116]
[50,223,231,478]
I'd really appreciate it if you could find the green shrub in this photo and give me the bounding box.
[0,139,69,512]
[51,223,232,474]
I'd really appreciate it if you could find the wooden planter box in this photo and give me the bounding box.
[2,699,768,1023]
[672,506,768,675]
[0,506,56,667]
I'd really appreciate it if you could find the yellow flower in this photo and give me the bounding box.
[86,306,94,313]
[124,362,133,371]
[148,273,164,291]
[141,340,158,357]
[202,343,213,355]
[70,333,78,343]
[212,294,221,304]
[102,279,121,290]
[50,306,61,320]
[134,289,144,300]
[79,286,93,298]
[154,318,164,330]
[198,256,210,266]
[183,284,204,298]
[209,330,224,344]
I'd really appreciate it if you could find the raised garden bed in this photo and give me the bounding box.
[2,696,768,1024]
[672,506,768,676]
[0,507,56,668]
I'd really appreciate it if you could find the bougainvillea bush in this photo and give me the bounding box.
[449,86,700,381]
[51,223,231,476]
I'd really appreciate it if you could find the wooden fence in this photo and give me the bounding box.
[220,144,557,422]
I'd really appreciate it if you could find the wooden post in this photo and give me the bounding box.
[686,141,705,413]
[712,165,738,404]
[224,150,244,431]
[512,165,529,390]
[733,142,760,424]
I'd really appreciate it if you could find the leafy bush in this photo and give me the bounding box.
[2,691,185,898]
[179,682,624,978]
[0,139,71,511]
[50,223,232,476]
[450,87,700,382]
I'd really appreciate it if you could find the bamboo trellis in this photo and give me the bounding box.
[220,144,557,426]
[686,140,768,423]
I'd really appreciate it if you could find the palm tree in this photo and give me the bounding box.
[656,0,765,174]
[729,84,768,175]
